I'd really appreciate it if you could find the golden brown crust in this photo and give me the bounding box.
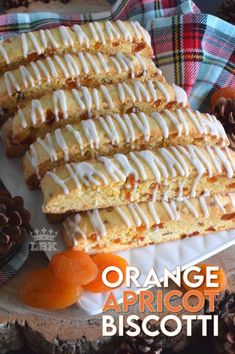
[22,109,229,189]
[11,80,188,146]
[0,52,162,117]
[61,194,235,253]
[40,145,235,214]
[0,21,153,74]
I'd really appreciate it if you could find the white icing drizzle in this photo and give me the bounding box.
[199,196,209,218]
[64,192,235,243]
[169,200,180,220]
[29,32,43,55]
[115,206,132,227]
[2,21,151,67]
[55,128,69,161]
[66,124,84,152]
[81,119,99,149]
[105,21,121,40]
[72,24,89,47]
[177,181,185,201]
[94,22,106,45]
[4,71,20,96]
[37,59,51,83]
[130,21,142,40]
[99,115,120,145]
[87,210,107,237]
[53,90,68,121]
[71,161,108,186]
[100,84,114,109]
[21,33,28,59]
[72,88,85,110]
[27,144,40,179]
[214,195,226,213]
[54,55,70,78]
[172,84,188,107]
[30,61,42,81]
[38,133,58,162]
[48,144,235,200]
[19,65,35,88]
[88,23,99,42]
[59,26,74,47]
[66,214,87,243]
[116,52,134,78]
[148,201,160,224]
[31,99,45,125]
[116,20,132,41]
[0,41,10,64]
[128,204,150,228]
[77,52,89,75]
[19,109,27,128]
[45,29,59,48]
[85,52,100,74]
[66,164,81,190]
[156,81,170,102]
[162,201,175,220]
[183,199,199,218]
[39,29,48,50]
[47,171,69,194]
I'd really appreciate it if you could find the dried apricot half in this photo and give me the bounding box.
[20,267,82,310]
[50,250,98,286]
[84,253,128,293]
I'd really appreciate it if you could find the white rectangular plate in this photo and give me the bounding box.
[1,134,235,315]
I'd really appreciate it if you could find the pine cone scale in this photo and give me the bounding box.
[0,189,30,264]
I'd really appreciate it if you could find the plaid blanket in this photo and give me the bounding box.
[0,0,234,283]
[0,0,234,110]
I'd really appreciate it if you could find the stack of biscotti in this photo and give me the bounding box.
[0,20,234,254]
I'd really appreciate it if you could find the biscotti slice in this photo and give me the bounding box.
[23,109,229,189]
[11,79,188,146]
[0,21,153,74]
[0,52,162,118]
[41,144,235,214]
[61,193,235,253]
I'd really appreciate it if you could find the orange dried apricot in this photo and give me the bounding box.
[211,87,235,108]
[20,268,82,310]
[50,250,98,286]
[84,253,128,293]
[182,263,227,295]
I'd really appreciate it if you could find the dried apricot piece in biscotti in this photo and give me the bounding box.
[84,253,128,293]
[50,250,98,286]
[182,263,227,295]
[20,267,82,310]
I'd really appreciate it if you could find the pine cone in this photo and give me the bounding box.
[3,0,30,9]
[0,189,30,264]
[205,291,235,354]
[115,319,173,354]
[211,94,235,149]
[3,0,71,9]
[217,0,235,25]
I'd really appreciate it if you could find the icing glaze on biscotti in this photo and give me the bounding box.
[0,52,162,116]
[12,79,188,145]
[23,109,229,188]
[41,144,235,214]
[0,21,153,73]
[61,193,235,253]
